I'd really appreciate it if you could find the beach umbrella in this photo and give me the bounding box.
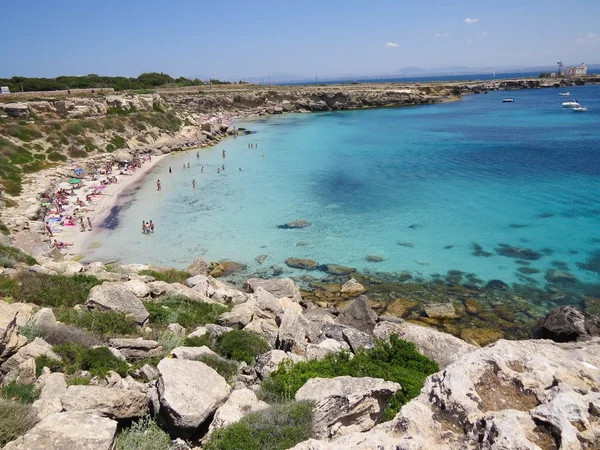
[69,178,82,184]
[74,168,84,175]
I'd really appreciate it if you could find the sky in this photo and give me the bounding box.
[2,0,599,81]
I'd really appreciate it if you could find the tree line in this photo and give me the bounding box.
[0,72,242,93]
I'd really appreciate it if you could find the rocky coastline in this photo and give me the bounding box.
[0,254,598,449]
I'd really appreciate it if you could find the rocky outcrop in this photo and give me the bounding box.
[537,305,600,342]
[243,277,301,300]
[61,385,148,420]
[295,376,401,439]
[1,337,60,374]
[374,321,476,369]
[86,282,149,325]
[291,338,600,449]
[336,296,377,334]
[339,278,366,297]
[207,388,269,435]
[31,372,67,420]
[157,358,231,437]
[285,258,319,270]
[3,412,118,450]
[108,338,162,361]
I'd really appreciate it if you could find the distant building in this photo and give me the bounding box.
[0,86,9,94]
[566,63,587,77]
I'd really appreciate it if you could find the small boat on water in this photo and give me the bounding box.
[573,107,588,112]
[562,100,580,108]
[502,98,514,103]
[559,92,571,96]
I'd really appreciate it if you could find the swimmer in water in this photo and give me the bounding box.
[156,179,162,191]
[201,166,204,173]
[183,163,186,169]
[217,168,220,174]
[261,152,265,157]
[196,151,200,158]
[221,164,225,170]
[192,180,196,188]
[187,162,190,169]
[239,168,242,171]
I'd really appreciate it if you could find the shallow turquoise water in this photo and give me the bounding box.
[87,85,600,287]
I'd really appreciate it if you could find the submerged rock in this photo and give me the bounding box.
[495,244,542,260]
[317,264,356,276]
[365,254,387,262]
[460,328,504,346]
[544,269,577,283]
[278,219,312,229]
[285,258,319,270]
[424,303,457,319]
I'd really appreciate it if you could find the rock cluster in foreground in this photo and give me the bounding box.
[0,256,598,449]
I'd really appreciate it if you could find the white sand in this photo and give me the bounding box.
[55,154,168,258]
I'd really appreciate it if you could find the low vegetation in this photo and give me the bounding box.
[0,381,40,404]
[139,268,191,284]
[205,401,314,450]
[116,415,172,450]
[198,355,239,382]
[0,399,37,447]
[214,329,270,364]
[36,343,129,378]
[0,244,37,268]
[261,335,439,420]
[0,272,101,307]
[56,309,138,337]
[144,294,228,329]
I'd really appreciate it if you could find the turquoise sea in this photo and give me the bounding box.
[86,85,600,289]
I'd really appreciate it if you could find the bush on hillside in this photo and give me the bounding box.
[51,343,129,377]
[38,322,101,348]
[0,272,101,307]
[138,269,191,284]
[56,309,138,337]
[0,399,37,447]
[144,295,228,329]
[183,334,213,348]
[0,381,40,404]
[0,244,37,267]
[205,401,314,450]
[116,415,172,450]
[215,330,270,365]
[261,335,439,420]
[198,355,239,382]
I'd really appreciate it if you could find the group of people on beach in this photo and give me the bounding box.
[142,220,155,234]
[46,154,150,251]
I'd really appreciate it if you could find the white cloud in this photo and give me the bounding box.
[466,39,472,44]
[385,42,399,48]
[589,33,598,39]
[464,18,479,24]
[575,38,585,44]
[434,32,451,38]
[481,31,489,37]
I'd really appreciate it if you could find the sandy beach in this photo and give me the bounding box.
[55,153,168,258]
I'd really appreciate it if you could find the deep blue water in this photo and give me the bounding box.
[86,85,600,288]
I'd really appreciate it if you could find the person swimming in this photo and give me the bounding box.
[196,151,200,158]
[217,168,220,174]
[221,164,225,170]
[187,163,190,168]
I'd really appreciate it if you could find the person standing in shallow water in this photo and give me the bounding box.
[187,162,190,169]
[87,217,92,231]
[192,180,196,188]
[201,166,204,173]
[149,220,154,233]
[197,151,200,158]
[169,167,172,174]
[142,221,146,234]
[80,217,85,232]
[156,180,161,191]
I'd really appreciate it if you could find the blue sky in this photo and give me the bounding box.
[2,0,599,80]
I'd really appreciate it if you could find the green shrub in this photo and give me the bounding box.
[109,135,127,149]
[116,415,172,450]
[0,399,37,447]
[215,330,270,365]
[205,401,314,450]
[199,355,239,381]
[138,269,191,284]
[261,336,439,420]
[183,334,213,348]
[107,106,136,116]
[0,244,37,266]
[47,151,68,162]
[53,342,129,377]
[67,376,91,386]
[19,323,44,341]
[155,330,184,353]
[0,221,10,236]
[144,295,228,329]
[63,122,84,135]
[0,381,40,404]
[2,272,101,307]
[4,124,42,142]
[56,309,137,337]
[35,355,63,377]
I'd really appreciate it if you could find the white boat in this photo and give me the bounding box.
[562,100,580,108]
[502,98,514,103]
[573,107,588,112]
[559,92,571,96]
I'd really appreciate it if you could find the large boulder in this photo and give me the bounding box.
[336,295,377,334]
[157,358,231,437]
[218,298,258,328]
[207,388,269,435]
[537,305,600,342]
[186,257,209,276]
[285,258,319,270]
[255,350,304,379]
[243,277,302,301]
[108,338,162,361]
[340,278,366,297]
[170,346,220,361]
[277,309,309,353]
[3,412,118,450]
[31,372,67,420]
[374,321,476,369]
[0,300,34,332]
[0,316,27,364]
[295,376,401,439]
[86,282,149,325]
[123,279,151,298]
[1,337,61,374]
[61,385,148,420]
[290,338,600,449]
